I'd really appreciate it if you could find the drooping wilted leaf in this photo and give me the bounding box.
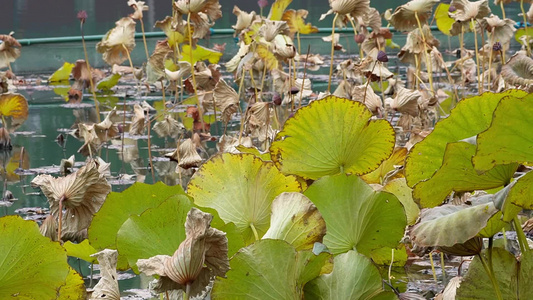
[213,79,239,124]
[0,34,21,68]
[262,192,326,251]
[212,239,330,299]
[270,95,395,180]
[304,174,406,255]
[90,249,120,300]
[146,40,173,83]
[282,9,318,36]
[188,153,301,244]
[96,17,136,66]
[389,0,439,32]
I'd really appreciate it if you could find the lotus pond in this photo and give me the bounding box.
[2,0,533,299]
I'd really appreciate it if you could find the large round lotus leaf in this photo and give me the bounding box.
[304,174,406,255]
[57,267,87,299]
[88,182,189,269]
[456,248,520,299]
[304,250,397,300]
[117,195,193,273]
[405,90,527,187]
[188,153,301,244]
[361,147,407,185]
[0,215,69,299]
[262,192,326,251]
[409,188,511,247]
[270,96,395,180]
[414,142,517,208]
[473,94,533,172]
[380,178,420,225]
[212,239,330,299]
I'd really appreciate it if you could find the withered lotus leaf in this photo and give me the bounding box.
[137,208,229,297]
[153,114,185,138]
[165,138,203,169]
[127,0,149,20]
[89,249,120,300]
[0,92,28,120]
[389,0,439,32]
[0,34,21,69]
[501,53,533,87]
[129,104,145,135]
[282,9,319,36]
[213,79,239,124]
[96,17,136,66]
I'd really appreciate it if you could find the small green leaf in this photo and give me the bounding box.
[49,62,75,82]
[181,44,222,64]
[96,73,121,90]
[435,3,454,36]
[63,239,98,263]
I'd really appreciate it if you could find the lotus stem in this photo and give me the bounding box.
[146,109,155,183]
[363,61,377,104]
[139,18,150,61]
[57,195,65,242]
[500,1,506,19]
[388,248,394,285]
[296,32,301,56]
[327,13,339,93]
[347,16,364,59]
[184,283,190,300]
[81,22,101,123]
[513,217,529,253]
[440,252,446,286]
[414,11,434,96]
[248,69,259,101]
[521,0,531,56]
[299,45,311,110]
[237,68,247,142]
[429,251,437,282]
[250,223,260,241]
[187,13,207,134]
[260,64,267,101]
[488,35,494,92]
[471,19,483,93]
[478,252,503,300]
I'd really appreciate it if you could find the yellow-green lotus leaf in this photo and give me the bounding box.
[507,171,533,210]
[63,239,98,264]
[0,215,70,299]
[181,44,222,65]
[473,93,533,172]
[49,62,75,82]
[405,90,527,187]
[435,3,454,35]
[282,9,319,36]
[270,96,395,180]
[262,192,326,251]
[381,178,420,226]
[187,153,301,245]
[268,0,293,21]
[235,145,272,161]
[362,147,407,185]
[57,267,87,299]
[0,92,28,120]
[414,142,517,208]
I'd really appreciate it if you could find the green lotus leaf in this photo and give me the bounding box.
[63,239,98,264]
[96,73,121,91]
[304,174,406,255]
[117,195,193,273]
[414,142,517,208]
[0,215,70,299]
[409,187,511,247]
[88,182,189,269]
[49,62,75,82]
[370,246,408,267]
[262,192,326,251]
[57,267,87,299]
[508,171,533,209]
[456,248,533,299]
[382,178,420,225]
[515,28,533,45]
[188,153,301,245]
[212,239,330,299]
[405,90,527,187]
[473,94,533,172]
[304,250,397,300]
[435,3,454,36]
[270,96,395,180]
[181,44,222,64]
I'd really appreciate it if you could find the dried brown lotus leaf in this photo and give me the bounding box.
[40,214,58,242]
[146,40,173,83]
[226,42,251,73]
[213,79,239,124]
[389,0,439,31]
[94,156,112,178]
[273,34,296,59]
[322,33,346,52]
[322,0,370,19]
[0,34,21,68]
[450,0,491,22]
[129,104,145,135]
[168,138,203,169]
[391,86,421,116]
[398,25,440,65]
[501,53,533,86]
[351,84,383,114]
[153,115,184,138]
[174,0,221,39]
[333,80,353,99]
[94,108,119,142]
[217,135,253,154]
[127,0,149,20]
[245,102,272,142]
[90,249,120,300]
[96,17,136,66]
[232,6,256,32]
[194,62,220,91]
[259,20,290,42]
[477,15,515,44]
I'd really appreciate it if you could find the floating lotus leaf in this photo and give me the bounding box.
[188,153,301,244]
[96,17,136,66]
[435,3,454,35]
[88,182,189,269]
[90,249,120,300]
[362,147,407,185]
[181,44,222,65]
[389,0,439,32]
[212,239,330,299]
[58,267,87,299]
[262,192,326,251]
[96,73,121,90]
[381,178,420,226]
[409,186,510,247]
[49,62,75,82]
[0,92,28,120]
[304,174,406,255]
[405,90,527,187]
[270,96,395,180]
[267,0,293,21]
[117,196,193,273]
[282,9,318,36]
[0,215,70,299]
[456,248,533,299]
[304,250,397,300]
[414,142,517,208]
[63,239,98,263]
[473,93,533,172]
